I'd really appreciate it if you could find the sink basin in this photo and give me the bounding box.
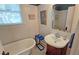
[45,34,70,48]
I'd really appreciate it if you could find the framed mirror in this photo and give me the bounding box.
[40,10,47,25]
[53,4,75,31]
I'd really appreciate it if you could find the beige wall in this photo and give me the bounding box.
[38,4,54,36]
[0,5,40,45]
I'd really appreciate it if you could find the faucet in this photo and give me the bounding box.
[55,32,60,38]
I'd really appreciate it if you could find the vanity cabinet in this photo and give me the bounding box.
[46,44,67,55]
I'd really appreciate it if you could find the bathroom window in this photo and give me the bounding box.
[0,4,22,25]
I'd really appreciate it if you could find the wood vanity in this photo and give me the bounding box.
[46,44,67,55]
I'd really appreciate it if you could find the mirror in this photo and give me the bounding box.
[40,10,47,25]
[53,4,75,31]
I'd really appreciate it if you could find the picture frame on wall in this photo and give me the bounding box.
[40,10,47,25]
[28,14,35,20]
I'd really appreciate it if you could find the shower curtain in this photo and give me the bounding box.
[70,21,79,55]
[67,5,79,55]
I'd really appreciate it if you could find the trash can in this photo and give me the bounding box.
[35,34,44,51]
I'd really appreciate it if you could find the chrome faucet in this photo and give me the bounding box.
[55,33,60,38]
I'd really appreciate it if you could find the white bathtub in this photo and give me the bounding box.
[3,38,36,55]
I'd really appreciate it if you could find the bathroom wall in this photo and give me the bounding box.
[38,4,69,35]
[0,5,40,45]
[38,4,55,36]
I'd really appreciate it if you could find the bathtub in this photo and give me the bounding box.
[3,38,36,55]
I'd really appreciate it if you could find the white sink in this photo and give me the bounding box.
[45,34,70,48]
